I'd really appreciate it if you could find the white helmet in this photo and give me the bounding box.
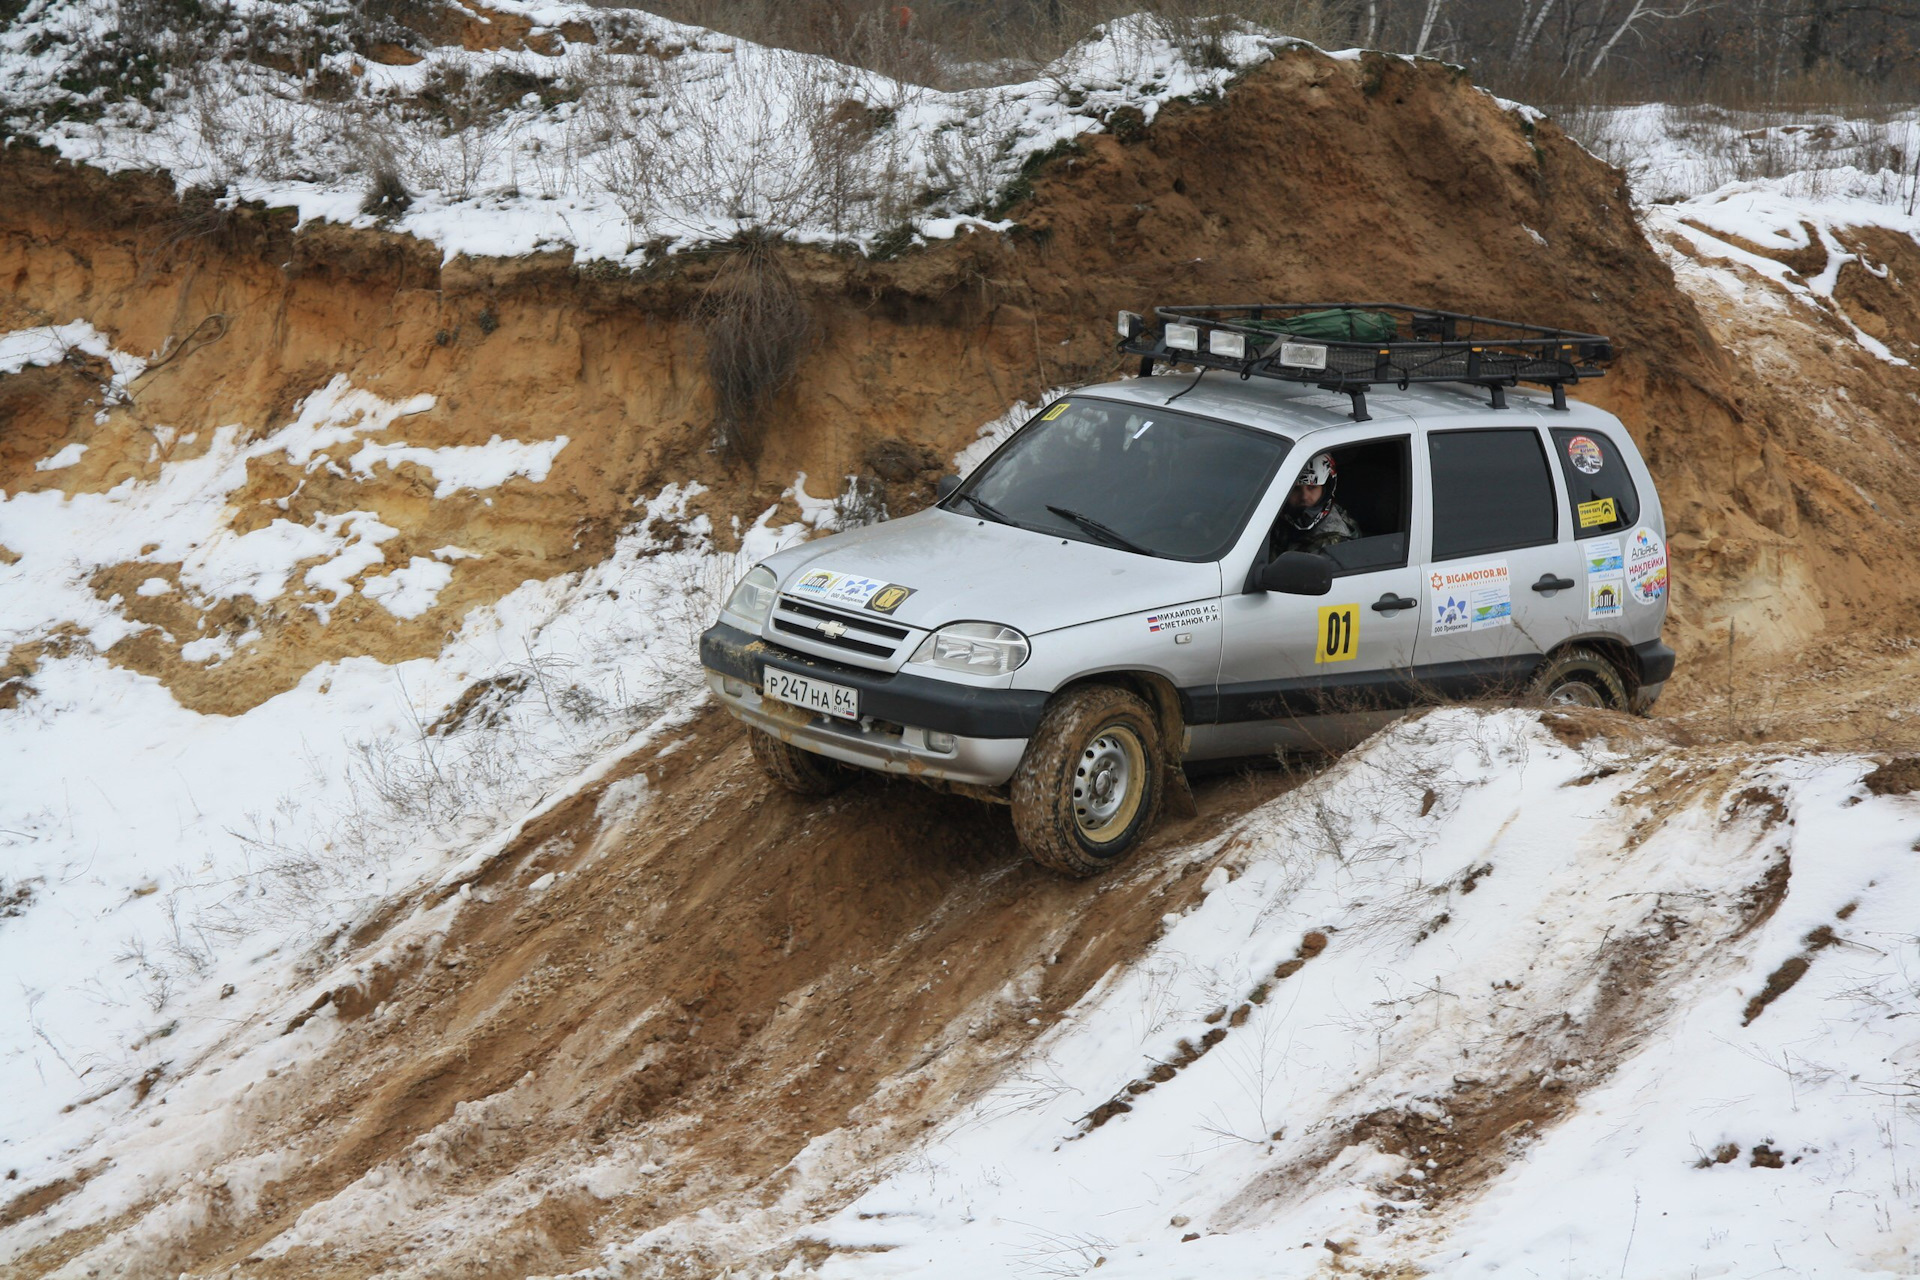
[1286,452,1338,530]
[1296,451,1336,487]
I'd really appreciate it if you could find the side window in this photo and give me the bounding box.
[1550,428,1640,536]
[1428,428,1557,561]
[1267,437,1412,575]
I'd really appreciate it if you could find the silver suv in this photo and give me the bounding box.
[700,305,1672,875]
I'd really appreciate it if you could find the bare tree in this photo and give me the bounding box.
[1413,0,1445,53]
[1584,0,1720,77]
[1511,0,1558,62]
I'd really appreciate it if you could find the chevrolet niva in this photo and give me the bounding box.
[700,304,1672,876]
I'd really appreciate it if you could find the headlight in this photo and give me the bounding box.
[911,622,1029,675]
[724,566,778,626]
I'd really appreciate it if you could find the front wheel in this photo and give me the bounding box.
[1530,645,1630,710]
[1011,685,1165,877]
[749,729,856,797]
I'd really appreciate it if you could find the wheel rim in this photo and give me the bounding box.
[1549,678,1607,708]
[1073,723,1146,844]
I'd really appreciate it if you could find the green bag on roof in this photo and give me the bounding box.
[1247,308,1400,344]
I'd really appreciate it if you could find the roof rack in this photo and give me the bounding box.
[1115,303,1613,423]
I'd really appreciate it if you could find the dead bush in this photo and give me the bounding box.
[697,238,814,460]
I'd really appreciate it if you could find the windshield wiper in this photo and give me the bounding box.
[952,489,1015,526]
[1045,505,1151,556]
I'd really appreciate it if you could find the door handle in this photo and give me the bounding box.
[1531,573,1576,593]
[1371,592,1418,613]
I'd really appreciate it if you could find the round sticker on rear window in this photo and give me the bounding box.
[1566,435,1604,474]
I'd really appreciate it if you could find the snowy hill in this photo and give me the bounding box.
[2,0,1287,260]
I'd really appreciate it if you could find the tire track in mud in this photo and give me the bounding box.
[14,709,1307,1278]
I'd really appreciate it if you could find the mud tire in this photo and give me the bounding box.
[1531,645,1630,710]
[1011,685,1165,878]
[749,729,856,797]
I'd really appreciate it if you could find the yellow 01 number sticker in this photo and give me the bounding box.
[1316,603,1359,664]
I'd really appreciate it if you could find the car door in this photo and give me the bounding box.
[1413,424,1585,694]
[1201,433,1428,755]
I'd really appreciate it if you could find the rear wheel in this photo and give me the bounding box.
[1011,685,1165,877]
[1531,645,1630,710]
[749,729,856,797]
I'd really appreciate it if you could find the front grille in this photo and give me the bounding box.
[770,595,915,667]
[779,597,910,640]
[773,617,894,657]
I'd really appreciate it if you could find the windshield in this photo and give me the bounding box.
[951,398,1291,561]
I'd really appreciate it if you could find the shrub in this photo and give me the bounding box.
[696,237,814,460]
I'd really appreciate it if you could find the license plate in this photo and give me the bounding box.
[763,668,859,721]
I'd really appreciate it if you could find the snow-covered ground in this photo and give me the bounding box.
[797,712,1920,1278]
[0,337,871,1175]
[0,0,1293,261]
[1554,102,1920,368]
[1571,101,1920,207]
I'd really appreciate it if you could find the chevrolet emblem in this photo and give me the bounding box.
[819,620,848,639]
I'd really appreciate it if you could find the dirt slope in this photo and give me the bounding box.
[2,711,1299,1278]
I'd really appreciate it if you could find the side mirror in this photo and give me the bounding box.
[1253,551,1333,596]
[935,474,962,500]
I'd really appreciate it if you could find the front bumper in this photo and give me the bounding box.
[699,622,1042,787]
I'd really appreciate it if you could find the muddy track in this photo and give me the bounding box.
[11,709,1307,1278]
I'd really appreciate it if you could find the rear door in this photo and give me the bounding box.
[1548,425,1646,637]
[1414,425,1585,693]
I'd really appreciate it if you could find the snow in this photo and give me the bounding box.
[0,320,145,385]
[1554,102,1920,367]
[361,555,455,618]
[32,442,87,471]
[801,714,1920,1278]
[1641,177,1920,366]
[0,325,838,1188]
[348,433,570,497]
[0,367,569,643]
[0,2,1296,262]
[0,319,147,421]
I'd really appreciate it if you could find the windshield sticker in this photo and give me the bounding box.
[1583,536,1626,621]
[1039,402,1070,421]
[1577,497,1618,528]
[1626,526,1669,604]
[1567,435,1604,474]
[1430,559,1511,635]
[792,569,893,610]
[866,584,914,614]
[1147,601,1221,633]
[1315,604,1359,663]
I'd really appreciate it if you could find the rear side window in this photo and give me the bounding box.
[1428,428,1557,561]
[1550,428,1640,537]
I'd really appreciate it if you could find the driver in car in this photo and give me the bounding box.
[1273,451,1360,556]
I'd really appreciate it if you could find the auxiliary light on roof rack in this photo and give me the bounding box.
[1115,303,1613,423]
